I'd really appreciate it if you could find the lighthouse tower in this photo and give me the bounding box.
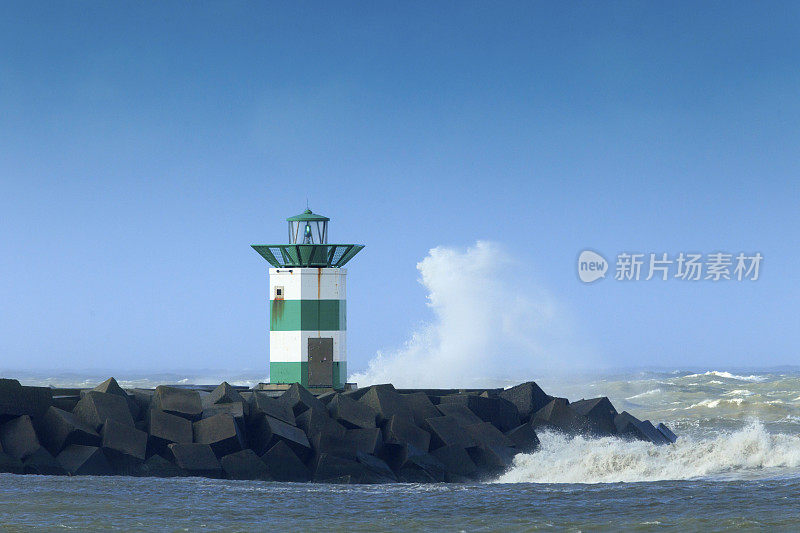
[252,209,364,389]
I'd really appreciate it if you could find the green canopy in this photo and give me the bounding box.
[286,208,330,222]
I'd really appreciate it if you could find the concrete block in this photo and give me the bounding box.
[377,442,417,471]
[152,386,202,421]
[167,443,223,478]
[296,406,347,440]
[311,428,381,460]
[248,414,311,459]
[260,440,310,482]
[356,451,397,482]
[401,392,440,426]
[570,397,618,436]
[464,422,515,449]
[52,395,80,413]
[358,386,412,423]
[193,413,244,457]
[130,389,154,419]
[0,452,24,474]
[249,392,296,425]
[220,449,270,480]
[342,385,380,401]
[614,412,668,444]
[467,445,515,477]
[498,382,551,422]
[279,383,326,417]
[439,394,521,432]
[206,382,245,406]
[316,391,337,405]
[435,403,483,426]
[377,442,444,482]
[0,379,29,418]
[397,451,447,483]
[346,427,383,456]
[23,447,67,475]
[312,431,358,460]
[101,418,148,472]
[504,421,541,453]
[327,394,377,429]
[23,386,54,419]
[38,406,100,456]
[73,391,134,432]
[1,415,42,460]
[642,420,671,445]
[431,445,478,479]
[657,423,678,443]
[57,445,113,476]
[422,416,477,450]
[135,454,184,478]
[532,398,589,434]
[202,402,246,424]
[0,380,53,420]
[148,409,193,455]
[382,415,430,452]
[92,377,139,420]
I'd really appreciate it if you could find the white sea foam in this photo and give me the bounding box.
[724,389,753,396]
[495,423,800,484]
[625,389,662,400]
[684,371,767,382]
[686,398,746,409]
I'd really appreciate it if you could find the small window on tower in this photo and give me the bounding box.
[274,286,284,300]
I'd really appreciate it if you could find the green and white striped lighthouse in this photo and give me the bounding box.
[252,209,364,389]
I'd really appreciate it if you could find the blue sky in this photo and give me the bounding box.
[1,2,798,376]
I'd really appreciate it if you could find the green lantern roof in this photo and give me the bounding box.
[254,207,362,268]
[286,208,330,222]
[252,244,364,268]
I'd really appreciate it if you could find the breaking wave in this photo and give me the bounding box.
[625,389,661,400]
[495,423,800,484]
[686,398,746,409]
[684,371,767,382]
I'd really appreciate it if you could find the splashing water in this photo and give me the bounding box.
[350,241,592,388]
[496,423,800,484]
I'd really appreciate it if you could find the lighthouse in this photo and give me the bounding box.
[252,209,364,389]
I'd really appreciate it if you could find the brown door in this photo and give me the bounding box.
[307,337,333,387]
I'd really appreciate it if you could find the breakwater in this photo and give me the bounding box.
[0,378,675,482]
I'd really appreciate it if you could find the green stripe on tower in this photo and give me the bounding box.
[270,300,346,331]
[270,362,307,386]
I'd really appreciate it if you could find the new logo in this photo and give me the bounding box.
[578,250,608,283]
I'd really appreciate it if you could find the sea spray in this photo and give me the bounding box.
[350,241,593,388]
[495,422,800,484]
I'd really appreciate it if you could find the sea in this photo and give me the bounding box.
[2,368,800,532]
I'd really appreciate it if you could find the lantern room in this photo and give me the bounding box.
[287,209,328,245]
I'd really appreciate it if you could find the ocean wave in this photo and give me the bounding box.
[724,389,753,396]
[684,371,767,382]
[495,423,800,484]
[625,389,662,400]
[686,398,745,409]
